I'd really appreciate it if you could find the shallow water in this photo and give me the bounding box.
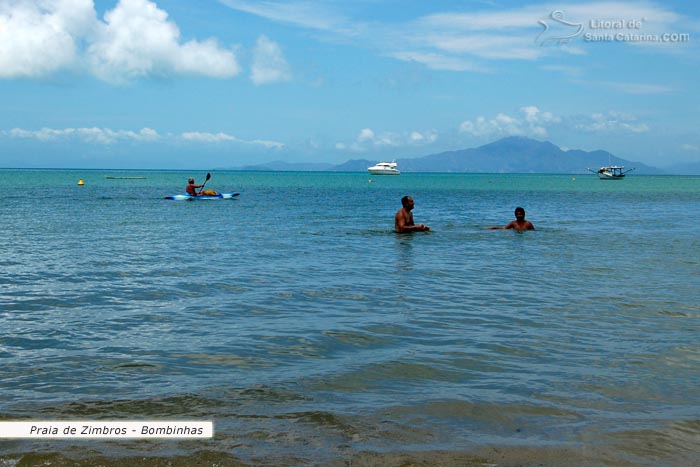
[1,169,700,466]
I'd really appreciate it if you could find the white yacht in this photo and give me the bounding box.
[367,160,400,175]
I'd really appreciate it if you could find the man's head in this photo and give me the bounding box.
[188,178,195,184]
[401,196,415,210]
[514,207,525,220]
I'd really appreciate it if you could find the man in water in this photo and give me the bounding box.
[186,178,205,196]
[395,196,430,233]
[489,206,535,231]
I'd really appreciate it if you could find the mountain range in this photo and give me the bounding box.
[233,137,696,174]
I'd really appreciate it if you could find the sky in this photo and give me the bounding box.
[0,0,698,169]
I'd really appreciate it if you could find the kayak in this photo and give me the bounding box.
[165,192,240,201]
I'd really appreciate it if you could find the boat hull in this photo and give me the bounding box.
[589,165,633,179]
[368,169,400,175]
[165,193,240,200]
[368,161,400,175]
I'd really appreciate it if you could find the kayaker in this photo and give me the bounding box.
[186,178,204,196]
[395,195,430,233]
[489,207,535,231]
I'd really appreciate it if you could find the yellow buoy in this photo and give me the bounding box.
[78,179,85,186]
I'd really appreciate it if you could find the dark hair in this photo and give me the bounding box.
[401,196,411,207]
[514,206,525,214]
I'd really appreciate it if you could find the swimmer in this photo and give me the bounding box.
[489,206,535,231]
[395,196,430,233]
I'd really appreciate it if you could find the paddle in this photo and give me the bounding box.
[198,172,211,194]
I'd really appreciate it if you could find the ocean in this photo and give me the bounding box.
[1,169,699,466]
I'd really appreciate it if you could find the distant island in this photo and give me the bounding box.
[227,136,694,175]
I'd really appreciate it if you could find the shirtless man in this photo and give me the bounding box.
[395,196,430,233]
[186,178,204,196]
[489,207,535,231]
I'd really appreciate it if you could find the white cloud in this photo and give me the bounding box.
[0,0,240,83]
[390,52,484,72]
[335,127,438,152]
[182,132,237,143]
[422,33,542,60]
[218,0,348,32]
[181,131,284,148]
[0,0,95,78]
[459,107,650,138]
[598,81,676,95]
[411,130,438,144]
[575,111,650,133]
[357,128,375,142]
[410,131,436,144]
[459,106,559,138]
[220,1,691,74]
[399,2,689,67]
[251,139,285,149]
[88,0,240,84]
[521,105,561,135]
[466,113,523,136]
[355,128,400,148]
[3,126,286,148]
[374,134,401,147]
[250,35,291,85]
[4,126,160,143]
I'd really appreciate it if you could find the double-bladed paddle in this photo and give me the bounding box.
[198,172,211,193]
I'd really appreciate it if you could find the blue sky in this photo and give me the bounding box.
[0,0,697,169]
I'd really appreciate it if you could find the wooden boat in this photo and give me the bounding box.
[587,165,635,180]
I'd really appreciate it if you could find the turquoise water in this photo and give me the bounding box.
[1,169,700,466]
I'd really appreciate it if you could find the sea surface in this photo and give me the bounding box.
[1,169,700,466]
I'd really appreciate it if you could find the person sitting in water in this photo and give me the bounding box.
[489,207,535,231]
[395,195,430,233]
[186,178,205,196]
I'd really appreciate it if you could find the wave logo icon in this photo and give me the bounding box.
[536,10,584,46]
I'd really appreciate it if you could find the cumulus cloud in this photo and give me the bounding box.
[88,0,240,84]
[354,128,397,148]
[0,0,240,83]
[461,114,514,137]
[336,127,438,152]
[459,107,650,138]
[250,35,291,85]
[459,107,554,138]
[0,0,95,78]
[4,126,160,143]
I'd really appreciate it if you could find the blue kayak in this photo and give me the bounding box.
[165,192,239,201]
